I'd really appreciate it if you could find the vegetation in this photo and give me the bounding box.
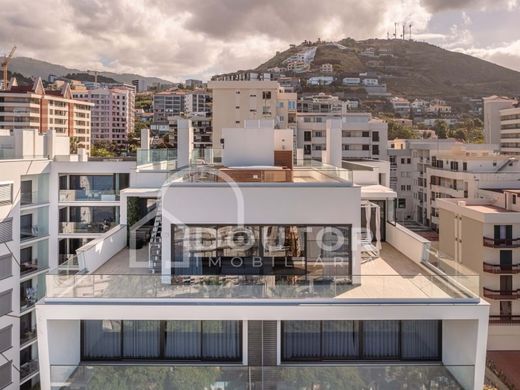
[90,141,119,157]
[387,121,417,140]
[136,94,153,111]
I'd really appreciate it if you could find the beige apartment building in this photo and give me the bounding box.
[438,191,520,350]
[208,80,297,148]
[0,78,93,152]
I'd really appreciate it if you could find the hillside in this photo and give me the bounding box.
[255,39,520,98]
[8,57,173,87]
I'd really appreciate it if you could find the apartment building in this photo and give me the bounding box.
[500,105,520,155]
[73,84,136,145]
[483,96,517,145]
[0,78,93,152]
[35,122,488,390]
[208,80,297,148]
[153,115,212,150]
[388,139,513,227]
[427,146,520,229]
[152,91,186,122]
[296,113,388,161]
[297,93,349,114]
[0,128,133,390]
[390,97,411,117]
[184,92,212,116]
[438,192,520,350]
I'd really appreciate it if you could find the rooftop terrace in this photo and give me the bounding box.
[46,243,478,302]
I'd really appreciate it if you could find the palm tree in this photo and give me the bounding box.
[69,136,80,154]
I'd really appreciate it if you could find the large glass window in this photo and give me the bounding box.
[82,320,242,362]
[282,320,440,362]
[172,225,351,277]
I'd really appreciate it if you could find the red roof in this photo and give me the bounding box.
[4,85,35,93]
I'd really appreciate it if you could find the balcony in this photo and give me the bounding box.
[483,262,520,274]
[59,190,119,202]
[483,237,520,248]
[20,359,39,384]
[483,288,520,300]
[59,222,117,235]
[20,327,38,348]
[50,364,472,390]
[21,190,49,207]
[489,315,520,324]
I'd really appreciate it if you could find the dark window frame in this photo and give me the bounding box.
[281,320,442,363]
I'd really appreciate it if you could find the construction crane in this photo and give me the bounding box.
[1,46,16,90]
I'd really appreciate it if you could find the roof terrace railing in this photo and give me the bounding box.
[50,364,472,390]
[45,272,479,302]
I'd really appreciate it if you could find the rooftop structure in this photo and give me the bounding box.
[34,121,489,390]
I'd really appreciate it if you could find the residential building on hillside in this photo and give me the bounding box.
[0,129,132,390]
[208,80,297,148]
[500,105,520,155]
[390,97,411,117]
[152,116,212,150]
[483,96,517,146]
[72,84,135,145]
[152,91,186,122]
[307,76,334,86]
[0,78,93,152]
[296,113,388,161]
[36,121,488,390]
[297,93,349,114]
[320,63,333,72]
[131,79,148,93]
[438,192,520,350]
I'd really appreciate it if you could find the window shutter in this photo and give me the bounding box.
[0,325,12,353]
[0,255,11,280]
[0,183,12,206]
[0,218,13,244]
[0,290,12,316]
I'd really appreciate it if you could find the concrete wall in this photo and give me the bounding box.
[77,225,127,272]
[222,127,275,167]
[438,208,455,258]
[386,222,430,264]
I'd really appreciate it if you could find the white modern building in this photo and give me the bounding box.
[297,113,388,161]
[0,129,133,389]
[483,96,517,146]
[33,121,489,390]
[500,105,520,155]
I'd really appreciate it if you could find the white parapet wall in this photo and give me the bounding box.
[76,225,127,272]
[386,222,431,264]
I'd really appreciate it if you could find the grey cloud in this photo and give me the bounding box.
[421,0,517,12]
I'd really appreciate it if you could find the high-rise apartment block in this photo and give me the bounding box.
[0,78,93,152]
[152,92,186,122]
[483,96,517,146]
[72,84,135,145]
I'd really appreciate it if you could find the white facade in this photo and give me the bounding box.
[297,113,388,161]
[483,96,517,146]
[500,106,520,155]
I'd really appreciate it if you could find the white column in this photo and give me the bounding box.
[177,119,194,168]
[325,118,342,168]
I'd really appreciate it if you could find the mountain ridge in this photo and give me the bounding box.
[253,38,520,98]
[7,56,173,87]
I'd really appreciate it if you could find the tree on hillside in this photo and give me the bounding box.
[387,121,416,140]
[433,120,448,139]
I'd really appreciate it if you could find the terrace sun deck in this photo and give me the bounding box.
[46,243,478,302]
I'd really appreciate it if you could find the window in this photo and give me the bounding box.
[0,255,12,280]
[82,320,242,362]
[0,290,12,317]
[282,320,440,362]
[372,145,379,155]
[0,325,12,354]
[0,218,12,244]
[0,361,11,389]
[398,199,406,208]
[372,132,379,142]
[304,131,311,142]
[262,91,272,100]
[362,145,369,151]
[0,183,13,206]
[362,131,369,138]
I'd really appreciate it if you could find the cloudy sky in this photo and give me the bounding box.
[1,0,519,82]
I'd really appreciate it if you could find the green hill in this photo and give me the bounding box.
[254,38,520,98]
